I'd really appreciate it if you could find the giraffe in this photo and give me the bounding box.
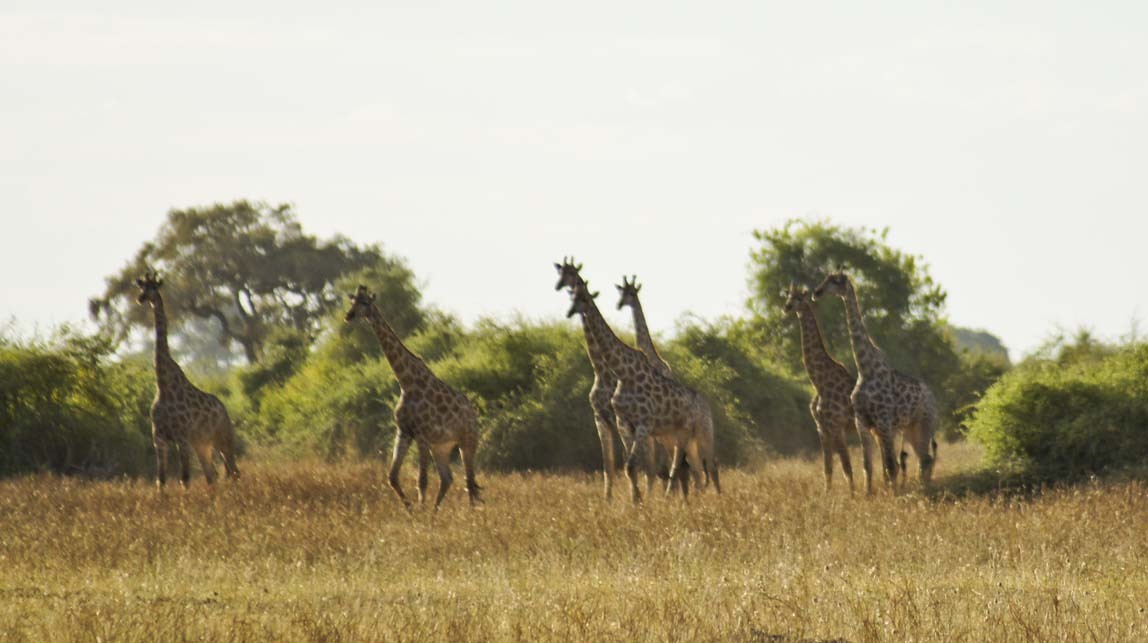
[566,280,720,503]
[783,282,858,493]
[344,285,481,509]
[555,259,658,498]
[135,271,240,488]
[615,275,674,379]
[616,274,689,491]
[812,271,938,490]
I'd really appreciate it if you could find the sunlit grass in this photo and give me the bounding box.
[1,442,1145,641]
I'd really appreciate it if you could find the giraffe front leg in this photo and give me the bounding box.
[854,416,876,495]
[817,429,834,492]
[388,432,414,508]
[834,431,854,495]
[154,438,169,489]
[874,423,898,489]
[623,424,650,505]
[430,442,455,510]
[643,436,658,496]
[593,415,617,500]
[665,444,686,498]
[176,443,193,487]
[416,442,430,505]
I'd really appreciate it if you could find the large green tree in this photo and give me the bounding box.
[90,200,426,364]
[747,219,988,431]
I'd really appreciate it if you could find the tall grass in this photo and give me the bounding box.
[1,443,1145,641]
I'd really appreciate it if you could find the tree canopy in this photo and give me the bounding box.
[89,200,426,364]
[747,219,990,430]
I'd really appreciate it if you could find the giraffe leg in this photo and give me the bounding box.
[624,425,651,504]
[915,411,940,486]
[643,436,658,496]
[460,435,482,506]
[665,444,686,497]
[387,432,414,508]
[854,417,876,495]
[195,443,218,485]
[178,443,193,487]
[416,442,431,504]
[898,429,909,489]
[834,431,854,495]
[683,439,706,493]
[874,424,898,489]
[701,421,720,494]
[154,438,169,489]
[217,419,240,480]
[593,415,617,500]
[818,431,834,492]
[430,442,455,510]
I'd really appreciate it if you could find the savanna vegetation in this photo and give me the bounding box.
[2,444,1146,641]
[4,203,1148,639]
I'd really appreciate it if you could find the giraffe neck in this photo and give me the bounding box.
[578,292,649,377]
[795,304,844,386]
[149,295,190,393]
[364,304,431,388]
[627,300,672,378]
[579,315,614,377]
[841,284,888,377]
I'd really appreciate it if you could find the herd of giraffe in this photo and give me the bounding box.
[132,260,938,508]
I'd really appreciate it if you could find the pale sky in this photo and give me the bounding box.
[3,1,1147,358]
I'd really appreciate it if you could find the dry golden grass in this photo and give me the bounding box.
[1,442,1146,642]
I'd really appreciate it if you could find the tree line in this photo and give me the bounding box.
[4,202,1025,477]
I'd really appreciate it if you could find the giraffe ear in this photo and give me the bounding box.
[554,262,562,270]
[616,284,624,292]
[156,279,164,288]
[591,290,599,299]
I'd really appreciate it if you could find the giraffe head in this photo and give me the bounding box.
[615,275,642,311]
[812,270,852,301]
[782,282,813,316]
[553,256,584,291]
[134,270,164,306]
[566,283,600,319]
[343,285,376,322]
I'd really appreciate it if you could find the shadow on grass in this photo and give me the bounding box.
[925,462,1148,502]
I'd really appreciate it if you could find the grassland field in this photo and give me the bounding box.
[1,442,1146,642]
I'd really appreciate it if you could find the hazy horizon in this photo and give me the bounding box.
[3,2,1147,358]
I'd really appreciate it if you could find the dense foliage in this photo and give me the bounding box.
[746,219,1004,433]
[4,213,1023,478]
[0,330,154,476]
[89,201,424,365]
[968,335,1148,478]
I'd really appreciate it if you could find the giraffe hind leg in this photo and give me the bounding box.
[460,435,482,506]
[430,442,455,510]
[178,443,193,487]
[388,432,414,508]
[195,443,218,485]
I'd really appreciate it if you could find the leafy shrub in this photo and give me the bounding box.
[967,342,1148,478]
[0,330,154,476]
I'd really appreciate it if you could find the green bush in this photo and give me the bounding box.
[967,342,1148,478]
[0,330,154,476]
[667,318,815,459]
